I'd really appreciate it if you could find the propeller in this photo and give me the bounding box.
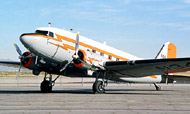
[14,43,22,79]
[60,32,80,72]
[14,43,22,56]
[75,32,80,56]
[14,43,35,79]
[16,65,21,79]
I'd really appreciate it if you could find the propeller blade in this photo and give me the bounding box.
[16,64,22,79]
[60,62,71,72]
[14,43,22,56]
[61,32,81,72]
[75,32,80,55]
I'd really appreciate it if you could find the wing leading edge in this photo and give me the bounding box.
[0,61,21,68]
[104,58,190,77]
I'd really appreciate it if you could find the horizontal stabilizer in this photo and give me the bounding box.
[168,75,190,81]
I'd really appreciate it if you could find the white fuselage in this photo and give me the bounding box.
[20,27,163,83]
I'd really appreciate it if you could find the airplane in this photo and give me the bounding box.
[1,24,190,93]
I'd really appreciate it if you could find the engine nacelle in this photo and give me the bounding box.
[73,50,87,68]
[73,49,106,69]
[20,52,61,75]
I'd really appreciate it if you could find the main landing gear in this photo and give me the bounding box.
[92,72,108,94]
[93,81,105,93]
[153,83,161,91]
[40,73,60,93]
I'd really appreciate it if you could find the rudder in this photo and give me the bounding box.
[155,42,176,59]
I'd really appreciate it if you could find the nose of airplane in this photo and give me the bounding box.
[19,33,49,54]
[20,34,27,43]
[20,34,33,49]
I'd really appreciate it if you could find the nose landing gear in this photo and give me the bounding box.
[41,80,52,93]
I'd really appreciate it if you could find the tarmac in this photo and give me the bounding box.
[0,76,190,114]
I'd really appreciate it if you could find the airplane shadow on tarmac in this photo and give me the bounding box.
[0,88,174,95]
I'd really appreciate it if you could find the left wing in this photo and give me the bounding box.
[104,58,190,77]
[0,61,21,68]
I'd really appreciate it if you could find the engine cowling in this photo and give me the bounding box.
[20,52,34,69]
[20,52,61,75]
[20,52,41,75]
[73,49,106,69]
[73,50,87,68]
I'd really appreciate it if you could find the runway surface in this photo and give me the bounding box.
[0,77,190,114]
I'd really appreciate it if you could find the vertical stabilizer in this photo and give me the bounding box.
[155,42,176,59]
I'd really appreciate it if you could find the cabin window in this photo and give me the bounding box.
[92,50,96,53]
[108,55,112,60]
[116,58,119,61]
[100,52,104,56]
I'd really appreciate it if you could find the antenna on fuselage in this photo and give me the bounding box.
[48,22,51,27]
[48,22,51,36]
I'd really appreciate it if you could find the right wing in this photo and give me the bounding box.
[104,58,190,77]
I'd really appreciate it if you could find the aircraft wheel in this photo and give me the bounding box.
[92,81,105,94]
[156,85,161,91]
[40,80,52,93]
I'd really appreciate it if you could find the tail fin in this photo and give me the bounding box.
[155,42,176,59]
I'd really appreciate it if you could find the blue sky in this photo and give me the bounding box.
[0,0,190,61]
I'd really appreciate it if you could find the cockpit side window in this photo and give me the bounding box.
[49,32,54,37]
[36,30,48,35]
[35,30,54,37]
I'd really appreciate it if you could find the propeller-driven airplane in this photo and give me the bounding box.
[1,25,190,93]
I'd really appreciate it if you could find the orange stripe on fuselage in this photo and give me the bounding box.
[150,75,157,79]
[24,34,129,61]
[88,57,101,63]
[55,34,128,61]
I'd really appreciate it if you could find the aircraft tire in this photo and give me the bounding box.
[156,86,161,91]
[92,81,105,94]
[40,80,52,93]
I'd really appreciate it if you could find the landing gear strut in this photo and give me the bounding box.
[153,83,161,91]
[40,73,60,93]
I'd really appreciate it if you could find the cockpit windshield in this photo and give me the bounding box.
[35,30,54,37]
